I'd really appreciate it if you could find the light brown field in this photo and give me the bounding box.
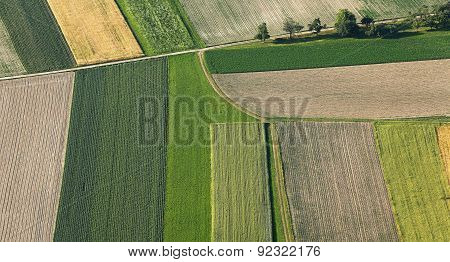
[0,73,74,241]
[0,18,25,77]
[213,59,450,119]
[437,125,450,185]
[47,0,143,65]
[179,0,445,45]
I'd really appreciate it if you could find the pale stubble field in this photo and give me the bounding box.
[0,73,74,241]
[213,59,450,119]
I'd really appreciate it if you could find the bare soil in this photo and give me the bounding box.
[0,73,74,241]
[213,59,450,119]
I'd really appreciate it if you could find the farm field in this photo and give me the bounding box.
[212,59,450,119]
[211,123,272,242]
[437,125,450,185]
[115,0,202,55]
[164,53,256,242]
[179,0,446,45]
[375,123,450,241]
[276,122,398,241]
[0,0,75,73]
[205,30,450,73]
[0,19,25,78]
[47,0,143,65]
[0,73,75,241]
[54,58,168,241]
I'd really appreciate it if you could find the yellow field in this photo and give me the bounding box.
[48,0,143,65]
[437,125,450,185]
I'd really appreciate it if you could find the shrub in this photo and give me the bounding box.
[335,9,359,37]
[308,18,325,35]
[283,17,304,39]
[256,22,270,41]
[361,16,374,27]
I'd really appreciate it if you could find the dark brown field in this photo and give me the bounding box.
[276,122,398,241]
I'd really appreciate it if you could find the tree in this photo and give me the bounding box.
[416,5,430,19]
[433,1,450,29]
[283,17,304,39]
[255,22,270,42]
[308,18,325,35]
[335,9,359,37]
[409,2,449,31]
[361,16,374,28]
[365,22,407,38]
[423,14,439,29]
[411,16,423,31]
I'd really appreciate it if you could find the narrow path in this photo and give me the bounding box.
[269,124,295,242]
[197,51,264,121]
[0,16,409,82]
[0,39,259,82]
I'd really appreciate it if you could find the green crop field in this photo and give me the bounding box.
[0,0,75,73]
[116,0,203,55]
[0,18,25,78]
[164,53,256,242]
[211,123,272,242]
[54,58,168,242]
[375,123,450,241]
[205,30,450,73]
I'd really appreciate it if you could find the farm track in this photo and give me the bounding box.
[0,16,411,82]
[0,73,75,241]
[0,38,259,82]
[198,51,263,121]
[268,124,295,242]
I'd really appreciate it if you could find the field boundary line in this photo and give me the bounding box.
[434,126,450,197]
[197,51,264,121]
[0,39,259,82]
[50,72,76,241]
[269,123,295,242]
[214,58,450,76]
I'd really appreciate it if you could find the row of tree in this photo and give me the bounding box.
[256,17,326,41]
[256,1,449,41]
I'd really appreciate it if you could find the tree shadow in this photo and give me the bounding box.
[273,33,341,44]
[381,31,425,39]
[272,28,435,44]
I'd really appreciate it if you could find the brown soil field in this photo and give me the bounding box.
[437,125,450,185]
[0,18,26,78]
[0,73,75,241]
[47,0,143,65]
[213,59,450,119]
[276,122,398,241]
